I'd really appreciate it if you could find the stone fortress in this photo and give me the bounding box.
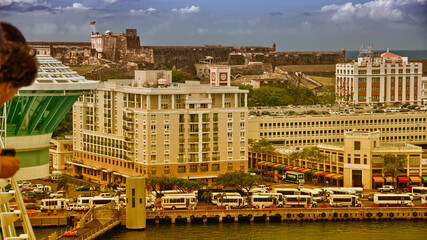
[29,29,345,76]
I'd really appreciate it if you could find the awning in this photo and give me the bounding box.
[66,161,100,170]
[257,161,266,165]
[423,176,427,183]
[302,169,312,173]
[267,162,277,167]
[113,172,130,178]
[295,168,305,172]
[373,177,384,183]
[325,173,337,178]
[307,170,317,174]
[385,177,393,183]
[283,165,293,170]
[278,165,287,169]
[397,176,409,182]
[319,172,330,177]
[409,176,422,183]
[273,164,282,168]
[292,166,299,170]
[314,171,324,176]
[264,161,273,166]
[332,174,343,180]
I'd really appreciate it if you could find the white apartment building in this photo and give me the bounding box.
[336,50,423,105]
[71,70,249,184]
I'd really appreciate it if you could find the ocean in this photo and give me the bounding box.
[345,50,427,60]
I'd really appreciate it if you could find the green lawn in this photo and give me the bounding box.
[70,65,101,76]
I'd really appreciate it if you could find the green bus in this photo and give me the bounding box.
[284,171,305,184]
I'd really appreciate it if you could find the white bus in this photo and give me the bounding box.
[324,188,356,201]
[212,192,241,205]
[40,198,69,211]
[373,194,413,207]
[411,187,427,200]
[253,192,284,206]
[284,195,316,207]
[328,195,361,207]
[250,195,280,208]
[89,196,119,208]
[273,188,300,197]
[161,194,197,210]
[341,187,364,198]
[299,188,323,202]
[77,196,92,206]
[421,194,427,205]
[217,195,247,208]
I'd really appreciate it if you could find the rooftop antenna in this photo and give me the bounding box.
[358,44,373,59]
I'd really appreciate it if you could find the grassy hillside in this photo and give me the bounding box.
[70,65,102,76]
[277,65,336,72]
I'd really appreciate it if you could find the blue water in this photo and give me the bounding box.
[345,50,427,60]
[98,221,427,240]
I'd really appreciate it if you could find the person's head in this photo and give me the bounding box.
[0,22,37,105]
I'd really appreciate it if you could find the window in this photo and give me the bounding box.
[212,164,220,171]
[227,163,233,170]
[201,164,208,172]
[151,167,157,175]
[178,166,186,173]
[190,165,198,173]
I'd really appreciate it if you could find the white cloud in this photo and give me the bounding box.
[56,2,90,10]
[320,0,425,23]
[197,28,207,34]
[300,21,311,32]
[0,0,36,7]
[171,5,200,14]
[103,0,118,3]
[129,7,157,15]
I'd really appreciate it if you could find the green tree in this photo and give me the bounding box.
[382,154,406,190]
[249,138,275,155]
[214,171,261,199]
[56,177,69,199]
[52,109,73,138]
[172,70,194,83]
[147,176,206,198]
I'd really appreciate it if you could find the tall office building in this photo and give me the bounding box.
[0,55,98,179]
[336,47,422,105]
[71,70,249,184]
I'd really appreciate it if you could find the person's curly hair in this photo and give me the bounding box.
[0,22,37,88]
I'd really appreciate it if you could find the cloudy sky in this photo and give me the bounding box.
[1,0,426,51]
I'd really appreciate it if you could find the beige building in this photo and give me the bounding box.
[336,48,422,105]
[248,110,427,148]
[249,130,425,190]
[70,70,249,185]
[49,136,73,170]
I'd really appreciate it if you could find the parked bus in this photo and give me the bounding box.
[283,171,304,184]
[89,196,119,208]
[217,195,247,208]
[250,195,280,208]
[40,198,69,211]
[284,195,316,207]
[273,188,300,197]
[328,195,361,207]
[253,192,284,206]
[324,188,356,201]
[77,196,92,208]
[212,192,241,205]
[411,187,427,200]
[299,188,323,202]
[373,194,413,207]
[341,187,364,198]
[161,194,197,210]
[421,194,427,205]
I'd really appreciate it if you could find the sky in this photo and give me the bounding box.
[0,0,426,51]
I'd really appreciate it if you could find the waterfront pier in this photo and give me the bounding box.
[145,207,427,224]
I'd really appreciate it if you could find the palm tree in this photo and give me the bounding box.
[200,190,213,203]
[56,177,69,199]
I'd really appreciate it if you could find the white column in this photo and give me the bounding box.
[172,94,175,110]
[222,93,225,108]
[235,93,238,107]
[245,93,248,107]
[146,95,150,110]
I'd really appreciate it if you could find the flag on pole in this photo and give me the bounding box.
[89,21,96,25]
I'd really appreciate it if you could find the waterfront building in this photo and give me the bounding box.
[49,136,73,170]
[335,47,422,105]
[249,130,425,190]
[71,70,249,185]
[248,108,427,148]
[0,55,98,180]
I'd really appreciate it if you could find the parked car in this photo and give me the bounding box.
[25,203,40,210]
[21,191,37,197]
[76,186,92,191]
[49,191,66,198]
[378,185,394,193]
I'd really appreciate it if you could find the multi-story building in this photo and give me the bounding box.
[336,48,422,105]
[249,130,425,190]
[248,110,427,148]
[70,70,249,185]
[49,136,73,170]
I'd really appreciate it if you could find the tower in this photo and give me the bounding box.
[0,55,98,180]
